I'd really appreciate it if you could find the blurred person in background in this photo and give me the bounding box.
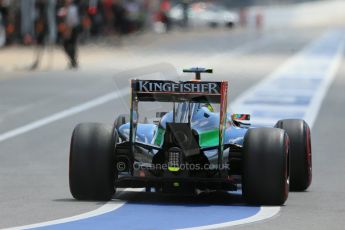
[30,0,48,70]
[5,0,20,45]
[100,0,114,35]
[141,0,152,31]
[30,0,56,70]
[159,0,171,32]
[58,0,80,69]
[0,0,8,25]
[181,0,189,28]
[70,0,90,43]
[112,0,128,37]
[79,4,91,43]
[29,0,56,70]
[124,0,141,33]
[21,0,35,45]
[87,0,104,37]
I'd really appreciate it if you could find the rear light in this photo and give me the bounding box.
[167,147,182,172]
[169,151,180,167]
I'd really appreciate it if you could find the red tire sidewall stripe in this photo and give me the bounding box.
[306,125,312,186]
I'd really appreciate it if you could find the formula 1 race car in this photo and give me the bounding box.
[69,68,312,205]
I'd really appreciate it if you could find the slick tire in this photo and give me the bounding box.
[275,119,312,191]
[242,128,289,205]
[69,123,117,200]
[114,114,130,141]
[114,114,130,131]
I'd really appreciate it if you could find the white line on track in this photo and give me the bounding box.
[179,207,281,230]
[231,29,345,128]
[0,88,129,143]
[1,29,344,230]
[303,35,345,128]
[4,202,123,230]
[3,189,144,230]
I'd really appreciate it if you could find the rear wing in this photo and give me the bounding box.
[129,79,228,170]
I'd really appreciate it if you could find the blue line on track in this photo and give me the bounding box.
[36,201,260,230]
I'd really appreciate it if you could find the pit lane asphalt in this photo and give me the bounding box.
[0,25,344,229]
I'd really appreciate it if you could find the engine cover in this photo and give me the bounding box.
[164,123,200,157]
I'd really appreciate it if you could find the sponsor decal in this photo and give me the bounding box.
[136,80,220,94]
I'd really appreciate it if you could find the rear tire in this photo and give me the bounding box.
[242,128,289,205]
[275,119,312,191]
[114,114,130,141]
[69,123,117,200]
[114,114,130,131]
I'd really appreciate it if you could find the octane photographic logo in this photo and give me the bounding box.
[137,80,221,94]
[126,162,230,171]
[116,161,127,172]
